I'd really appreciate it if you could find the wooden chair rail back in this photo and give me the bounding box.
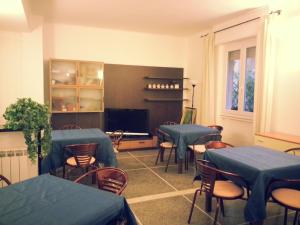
[205,141,234,150]
[0,174,11,186]
[65,143,97,168]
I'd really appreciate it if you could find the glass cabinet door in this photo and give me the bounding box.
[78,62,104,87]
[79,88,103,112]
[51,88,77,112]
[50,61,77,85]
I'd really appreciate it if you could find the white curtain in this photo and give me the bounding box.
[199,33,216,125]
[254,14,279,133]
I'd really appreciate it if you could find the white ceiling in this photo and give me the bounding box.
[1,0,271,35]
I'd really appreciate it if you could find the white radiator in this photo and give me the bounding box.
[0,131,38,187]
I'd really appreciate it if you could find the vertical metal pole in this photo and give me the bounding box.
[191,84,196,124]
[37,130,42,175]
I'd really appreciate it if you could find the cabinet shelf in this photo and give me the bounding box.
[144,87,188,91]
[144,98,188,102]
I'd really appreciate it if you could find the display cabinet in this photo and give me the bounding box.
[50,59,104,113]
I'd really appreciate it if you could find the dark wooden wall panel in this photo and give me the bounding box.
[104,64,184,135]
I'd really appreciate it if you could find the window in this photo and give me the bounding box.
[224,39,256,118]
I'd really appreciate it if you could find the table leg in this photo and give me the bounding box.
[177,159,183,173]
[160,149,165,162]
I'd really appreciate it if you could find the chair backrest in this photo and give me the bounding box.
[61,124,81,129]
[65,143,97,168]
[196,159,218,196]
[156,128,174,144]
[192,133,222,145]
[284,147,300,156]
[205,141,234,150]
[180,107,197,124]
[97,167,128,195]
[163,121,177,125]
[0,174,11,186]
[208,125,223,133]
[75,167,128,195]
[110,130,124,150]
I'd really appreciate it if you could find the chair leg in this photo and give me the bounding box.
[63,164,66,178]
[155,148,163,165]
[188,189,201,224]
[284,207,288,225]
[220,198,225,217]
[165,147,174,172]
[293,210,299,225]
[214,198,220,225]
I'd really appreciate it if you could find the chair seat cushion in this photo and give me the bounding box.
[213,180,244,199]
[188,144,205,153]
[272,188,300,209]
[160,142,175,149]
[66,156,96,166]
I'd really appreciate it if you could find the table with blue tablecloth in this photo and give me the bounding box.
[160,124,219,173]
[42,128,117,174]
[204,146,300,222]
[0,174,137,225]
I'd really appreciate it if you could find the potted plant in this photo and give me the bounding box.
[3,98,51,162]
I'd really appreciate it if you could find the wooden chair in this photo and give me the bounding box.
[208,125,223,133]
[188,159,246,225]
[268,178,300,225]
[61,124,81,129]
[205,141,234,150]
[0,174,11,187]
[63,143,98,179]
[75,167,128,195]
[155,129,177,172]
[284,147,300,156]
[180,107,197,124]
[109,130,124,153]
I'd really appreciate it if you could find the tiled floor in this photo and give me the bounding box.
[115,149,298,225]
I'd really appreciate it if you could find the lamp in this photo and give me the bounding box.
[190,80,197,124]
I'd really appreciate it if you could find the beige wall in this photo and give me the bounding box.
[0,26,43,125]
[43,23,186,68]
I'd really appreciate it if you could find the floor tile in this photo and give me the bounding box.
[124,169,175,199]
[130,195,214,225]
[117,156,146,170]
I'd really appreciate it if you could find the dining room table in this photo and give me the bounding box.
[0,174,137,225]
[203,146,300,224]
[41,128,117,174]
[159,124,219,173]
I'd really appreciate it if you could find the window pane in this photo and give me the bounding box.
[244,47,256,112]
[226,50,240,111]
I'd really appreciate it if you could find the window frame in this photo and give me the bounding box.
[223,38,256,120]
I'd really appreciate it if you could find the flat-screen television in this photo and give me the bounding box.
[104,108,150,136]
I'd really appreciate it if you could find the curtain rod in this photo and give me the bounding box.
[200,10,281,38]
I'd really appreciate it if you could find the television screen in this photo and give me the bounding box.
[104,108,150,136]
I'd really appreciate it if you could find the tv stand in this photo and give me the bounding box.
[118,136,157,151]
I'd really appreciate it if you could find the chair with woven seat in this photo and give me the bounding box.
[61,124,81,129]
[188,159,246,225]
[63,143,98,179]
[284,147,300,156]
[268,178,300,225]
[75,167,128,195]
[109,130,124,153]
[0,174,11,187]
[155,129,177,172]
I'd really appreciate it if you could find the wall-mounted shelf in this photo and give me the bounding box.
[144,88,188,91]
[144,98,188,102]
[144,76,189,80]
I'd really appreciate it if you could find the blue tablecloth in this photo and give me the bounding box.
[42,129,117,173]
[160,124,218,160]
[204,146,300,222]
[0,174,137,225]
